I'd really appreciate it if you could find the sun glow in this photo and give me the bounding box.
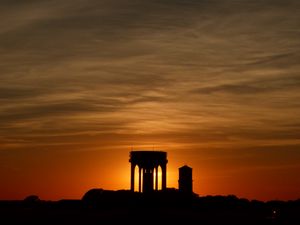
[133,166,163,192]
[153,167,162,190]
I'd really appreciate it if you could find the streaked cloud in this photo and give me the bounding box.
[0,0,299,200]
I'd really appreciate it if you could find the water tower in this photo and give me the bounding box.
[129,151,168,193]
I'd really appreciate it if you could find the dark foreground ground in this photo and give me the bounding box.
[1,189,299,225]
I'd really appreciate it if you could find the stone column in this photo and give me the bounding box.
[161,164,167,190]
[139,166,142,192]
[131,163,135,191]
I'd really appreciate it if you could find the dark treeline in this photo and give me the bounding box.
[0,189,299,225]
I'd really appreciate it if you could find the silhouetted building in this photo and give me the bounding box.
[129,151,168,193]
[178,165,193,194]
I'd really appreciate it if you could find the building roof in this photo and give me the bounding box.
[179,165,192,170]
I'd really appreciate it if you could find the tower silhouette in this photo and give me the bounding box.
[178,165,193,194]
[129,151,168,193]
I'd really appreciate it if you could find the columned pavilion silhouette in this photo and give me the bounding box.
[129,151,168,192]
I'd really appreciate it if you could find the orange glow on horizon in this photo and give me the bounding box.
[1,0,300,204]
[0,144,299,201]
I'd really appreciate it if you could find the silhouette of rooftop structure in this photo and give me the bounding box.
[129,151,167,193]
[179,165,193,194]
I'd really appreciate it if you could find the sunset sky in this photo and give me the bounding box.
[0,0,300,201]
